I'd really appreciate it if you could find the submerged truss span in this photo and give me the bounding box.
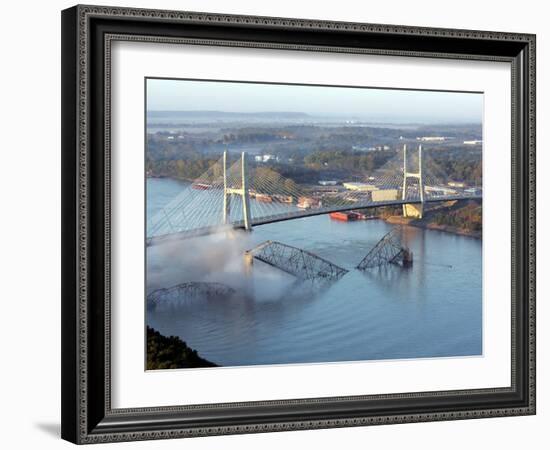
[247,240,348,281]
[147,282,236,310]
[356,228,413,270]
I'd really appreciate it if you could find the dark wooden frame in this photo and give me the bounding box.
[61,4,536,444]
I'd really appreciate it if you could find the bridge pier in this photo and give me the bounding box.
[402,144,425,219]
[403,203,424,218]
[222,151,230,225]
[243,250,254,275]
[223,150,252,230]
[402,248,414,268]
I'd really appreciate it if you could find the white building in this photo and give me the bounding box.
[448,181,466,188]
[254,154,277,163]
[416,136,450,142]
[425,186,457,195]
[343,182,379,192]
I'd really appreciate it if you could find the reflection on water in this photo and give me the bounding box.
[146,178,482,367]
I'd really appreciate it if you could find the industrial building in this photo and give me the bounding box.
[371,189,399,202]
[342,182,379,192]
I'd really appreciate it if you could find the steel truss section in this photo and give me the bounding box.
[356,228,412,270]
[147,282,236,309]
[248,240,348,281]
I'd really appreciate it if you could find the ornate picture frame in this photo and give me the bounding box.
[61,5,535,444]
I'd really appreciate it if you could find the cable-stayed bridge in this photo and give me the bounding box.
[147,145,481,246]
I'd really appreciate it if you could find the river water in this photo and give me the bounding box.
[146,177,482,367]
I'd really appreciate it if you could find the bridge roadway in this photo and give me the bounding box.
[146,194,481,247]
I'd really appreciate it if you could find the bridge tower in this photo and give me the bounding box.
[223,150,252,230]
[402,144,425,219]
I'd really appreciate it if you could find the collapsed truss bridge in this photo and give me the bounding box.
[356,228,413,270]
[246,241,348,281]
[147,282,236,310]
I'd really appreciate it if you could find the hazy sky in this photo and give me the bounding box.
[146,78,483,124]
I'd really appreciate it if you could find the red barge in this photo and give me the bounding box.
[192,183,212,190]
[329,211,361,221]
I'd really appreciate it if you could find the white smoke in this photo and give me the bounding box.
[146,227,296,303]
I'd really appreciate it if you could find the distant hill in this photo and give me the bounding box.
[147,110,312,120]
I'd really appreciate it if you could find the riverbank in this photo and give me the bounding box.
[383,200,482,239]
[385,215,481,239]
[147,326,218,369]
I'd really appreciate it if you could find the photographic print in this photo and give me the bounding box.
[145,78,483,370]
[61,8,536,442]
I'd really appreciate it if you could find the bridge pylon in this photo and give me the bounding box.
[223,150,252,230]
[402,144,424,219]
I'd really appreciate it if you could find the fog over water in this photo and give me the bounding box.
[146,178,482,367]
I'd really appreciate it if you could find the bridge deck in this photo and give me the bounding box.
[147,195,481,247]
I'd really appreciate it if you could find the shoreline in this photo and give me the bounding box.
[384,215,481,239]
